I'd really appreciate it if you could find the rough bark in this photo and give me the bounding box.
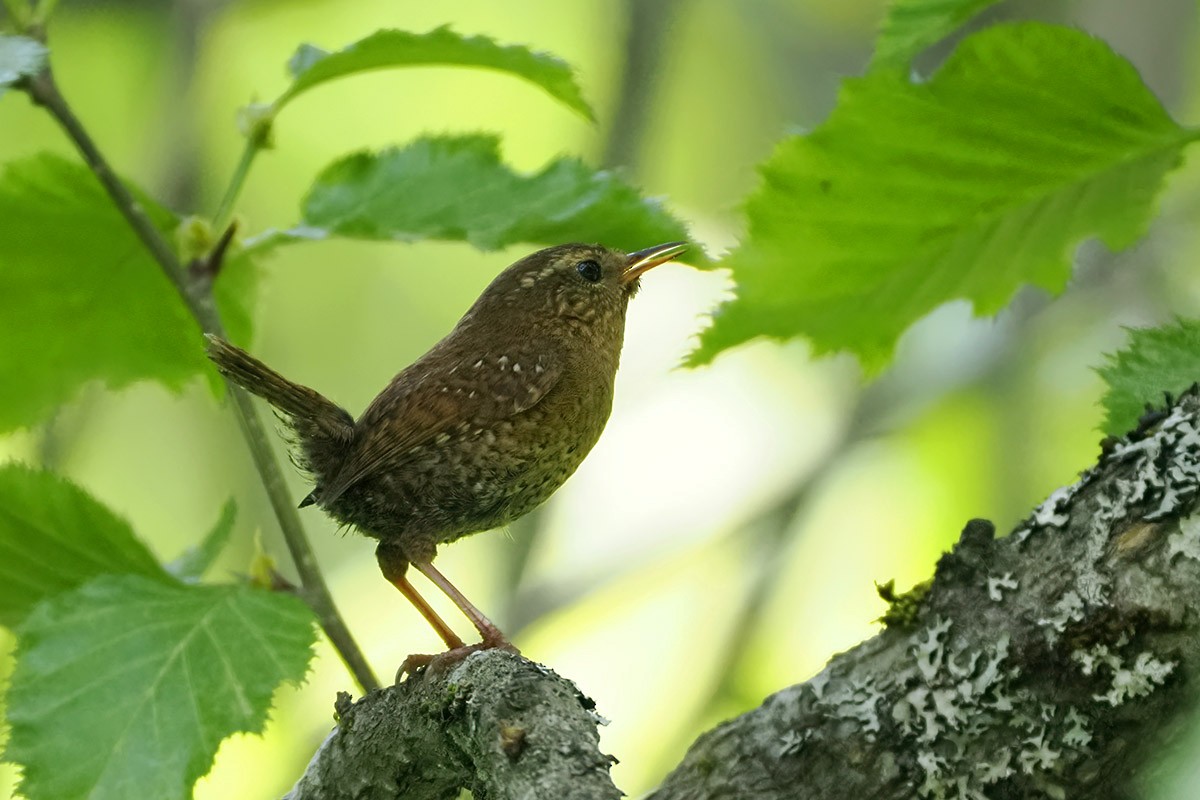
[289,390,1200,800]
[285,651,620,800]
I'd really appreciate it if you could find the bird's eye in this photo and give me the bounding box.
[575,259,602,283]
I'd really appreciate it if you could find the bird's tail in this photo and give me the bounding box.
[204,334,355,444]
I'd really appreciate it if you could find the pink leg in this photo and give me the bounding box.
[376,545,465,650]
[412,560,510,647]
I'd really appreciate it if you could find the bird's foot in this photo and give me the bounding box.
[395,633,519,683]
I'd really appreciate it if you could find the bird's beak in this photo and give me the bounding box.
[621,241,688,285]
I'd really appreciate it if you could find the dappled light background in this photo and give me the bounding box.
[2,0,1200,797]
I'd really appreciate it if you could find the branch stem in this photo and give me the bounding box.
[213,135,261,230]
[25,67,380,693]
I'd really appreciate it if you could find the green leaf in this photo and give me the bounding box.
[0,34,46,95]
[168,499,237,582]
[693,23,1194,369]
[0,153,257,431]
[0,464,169,628]
[274,26,593,121]
[1097,319,1200,436]
[6,575,316,800]
[254,134,706,263]
[872,0,1002,68]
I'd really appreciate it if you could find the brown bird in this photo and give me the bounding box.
[206,241,687,668]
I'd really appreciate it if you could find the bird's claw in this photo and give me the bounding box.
[394,637,519,683]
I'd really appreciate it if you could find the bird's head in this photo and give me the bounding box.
[468,241,688,339]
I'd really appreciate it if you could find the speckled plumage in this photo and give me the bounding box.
[206,242,683,569]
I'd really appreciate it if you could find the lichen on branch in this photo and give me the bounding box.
[651,389,1200,799]
[288,390,1200,800]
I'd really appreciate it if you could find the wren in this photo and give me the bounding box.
[206,241,687,668]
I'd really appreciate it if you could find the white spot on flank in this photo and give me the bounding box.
[512,363,522,373]
[435,433,450,444]
[535,364,545,374]
[498,356,510,370]
[473,360,483,369]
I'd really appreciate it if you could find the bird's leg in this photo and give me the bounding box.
[411,559,513,649]
[375,544,464,650]
[377,548,517,681]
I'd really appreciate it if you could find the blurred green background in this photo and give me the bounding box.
[1,0,1198,797]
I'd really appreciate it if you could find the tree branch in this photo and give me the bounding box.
[21,64,380,693]
[649,390,1200,799]
[285,651,620,800]
[300,389,1200,798]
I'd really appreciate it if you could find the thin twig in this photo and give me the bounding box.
[213,133,261,230]
[23,66,380,692]
[601,0,683,170]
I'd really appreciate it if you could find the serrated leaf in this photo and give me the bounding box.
[252,134,706,263]
[872,0,1002,68]
[274,26,593,121]
[0,153,258,431]
[1097,319,1200,436]
[0,34,47,96]
[0,464,169,628]
[6,575,316,800]
[693,23,1194,369]
[168,499,237,582]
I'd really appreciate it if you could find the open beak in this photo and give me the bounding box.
[621,241,688,285]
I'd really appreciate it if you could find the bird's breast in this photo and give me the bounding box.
[324,372,616,557]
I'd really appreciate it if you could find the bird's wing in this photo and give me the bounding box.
[315,349,564,508]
